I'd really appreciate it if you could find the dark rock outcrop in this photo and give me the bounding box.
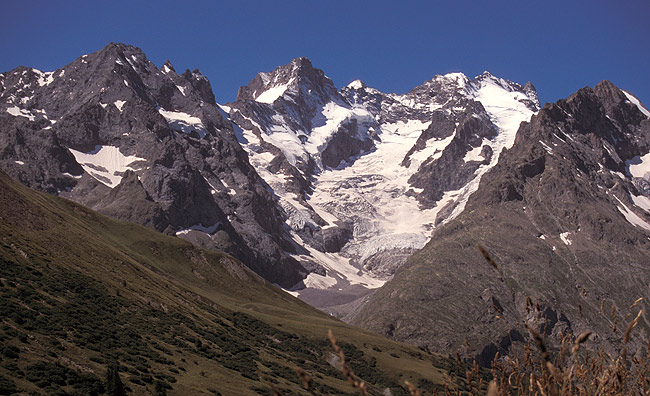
[0,43,306,287]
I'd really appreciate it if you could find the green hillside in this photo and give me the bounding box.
[0,170,469,395]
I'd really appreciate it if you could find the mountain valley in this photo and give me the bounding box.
[1,42,650,390]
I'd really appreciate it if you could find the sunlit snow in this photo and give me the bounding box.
[623,90,650,118]
[158,108,207,138]
[560,232,572,245]
[255,81,291,104]
[176,222,221,236]
[614,196,650,232]
[631,194,650,213]
[114,100,126,112]
[347,80,365,90]
[627,152,650,180]
[68,145,146,188]
[34,69,54,86]
[463,139,490,162]
[228,71,538,300]
[6,106,35,121]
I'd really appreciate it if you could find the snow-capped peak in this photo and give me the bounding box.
[161,60,176,75]
[436,72,470,88]
[238,57,341,106]
[225,59,545,314]
[347,79,366,90]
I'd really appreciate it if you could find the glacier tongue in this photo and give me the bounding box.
[224,62,539,317]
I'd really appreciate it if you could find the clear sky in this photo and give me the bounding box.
[1,0,648,107]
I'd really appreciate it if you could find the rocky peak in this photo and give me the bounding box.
[0,43,308,288]
[469,71,540,111]
[523,81,537,100]
[346,79,366,90]
[181,68,216,105]
[161,60,176,74]
[236,56,342,106]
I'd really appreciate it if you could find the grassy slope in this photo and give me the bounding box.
[0,170,470,396]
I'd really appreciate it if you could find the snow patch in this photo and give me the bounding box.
[34,69,54,86]
[472,75,536,150]
[631,194,650,213]
[409,127,454,164]
[176,222,221,236]
[114,100,126,112]
[6,106,34,121]
[302,272,338,289]
[560,232,572,245]
[14,160,24,166]
[627,152,650,180]
[68,145,146,188]
[463,139,490,162]
[306,101,374,160]
[614,196,650,232]
[443,72,469,88]
[176,85,186,96]
[291,245,386,290]
[540,140,554,154]
[158,108,207,138]
[255,81,292,104]
[623,90,650,118]
[347,80,365,89]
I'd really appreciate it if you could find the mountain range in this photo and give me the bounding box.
[1,43,649,372]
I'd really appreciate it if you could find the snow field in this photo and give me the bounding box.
[158,108,207,138]
[68,145,146,188]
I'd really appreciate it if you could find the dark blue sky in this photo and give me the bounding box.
[1,1,648,106]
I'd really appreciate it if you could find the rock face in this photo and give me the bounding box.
[0,43,306,287]
[224,61,540,315]
[353,81,650,365]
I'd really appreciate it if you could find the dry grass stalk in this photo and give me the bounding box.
[486,380,498,396]
[294,367,316,395]
[525,324,550,364]
[477,244,498,270]
[328,329,369,396]
[571,331,592,355]
[267,380,282,396]
[405,380,422,396]
[486,310,649,396]
[630,297,643,310]
[624,310,642,344]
